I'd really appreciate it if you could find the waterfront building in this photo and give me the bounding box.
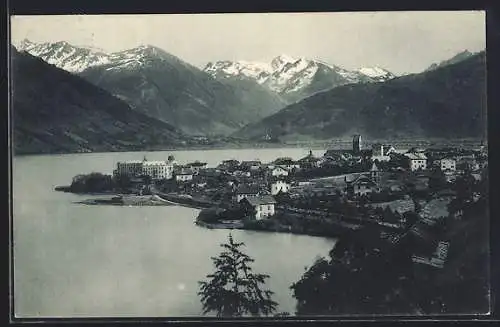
[115,158,173,180]
[271,180,291,195]
[142,160,173,180]
[115,160,144,177]
[233,184,260,202]
[239,195,276,220]
[405,153,428,171]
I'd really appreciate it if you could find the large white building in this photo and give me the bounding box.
[405,153,428,171]
[116,160,144,177]
[142,161,173,180]
[114,158,173,180]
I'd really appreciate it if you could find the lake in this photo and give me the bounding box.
[13,148,335,318]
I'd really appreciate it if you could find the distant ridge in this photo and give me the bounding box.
[234,51,486,141]
[11,46,190,155]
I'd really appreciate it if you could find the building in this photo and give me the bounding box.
[115,160,144,177]
[240,195,276,220]
[271,180,291,195]
[273,157,300,171]
[114,158,173,180]
[217,159,240,171]
[411,241,450,269]
[370,162,381,183]
[345,174,378,196]
[185,161,208,173]
[142,160,173,180]
[405,153,428,171]
[240,161,262,171]
[353,134,362,153]
[439,158,456,172]
[175,168,194,182]
[233,184,260,202]
[270,166,289,177]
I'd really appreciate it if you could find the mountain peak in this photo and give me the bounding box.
[16,39,112,72]
[426,49,476,72]
[357,66,395,80]
[271,54,298,70]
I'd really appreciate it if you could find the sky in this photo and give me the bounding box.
[11,11,485,75]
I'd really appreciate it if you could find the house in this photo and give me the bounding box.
[233,184,260,202]
[439,158,456,172]
[405,153,428,171]
[217,159,240,171]
[270,166,289,177]
[371,144,396,162]
[185,161,208,173]
[345,174,378,196]
[271,180,291,195]
[273,157,300,170]
[240,160,262,171]
[240,195,276,220]
[175,168,194,182]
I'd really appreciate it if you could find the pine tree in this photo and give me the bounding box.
[198,233,278,317]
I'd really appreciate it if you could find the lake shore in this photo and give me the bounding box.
[14,137,484,157]
[194,219,340,240]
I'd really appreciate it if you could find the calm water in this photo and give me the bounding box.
[13,148,335,318]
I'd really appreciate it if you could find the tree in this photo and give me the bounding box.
[428,167,447,193]
[198,234,278,317]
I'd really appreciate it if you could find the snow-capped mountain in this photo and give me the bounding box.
[204,55,395,102]
[16,39,112,73]
[357,66,395,81]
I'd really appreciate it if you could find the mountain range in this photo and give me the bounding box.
[12,39,485,154]
[204,55,395,103]
[11,47,190,155]
[17,40,287,136]
[234,51,486,141]
[426,50,475,72]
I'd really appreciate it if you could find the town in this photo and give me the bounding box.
[59,135,488,271]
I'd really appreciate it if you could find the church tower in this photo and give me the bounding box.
[370,161,380,183]
[353,134,362,154]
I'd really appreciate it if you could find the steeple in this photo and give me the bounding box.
[370,161,380,183]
